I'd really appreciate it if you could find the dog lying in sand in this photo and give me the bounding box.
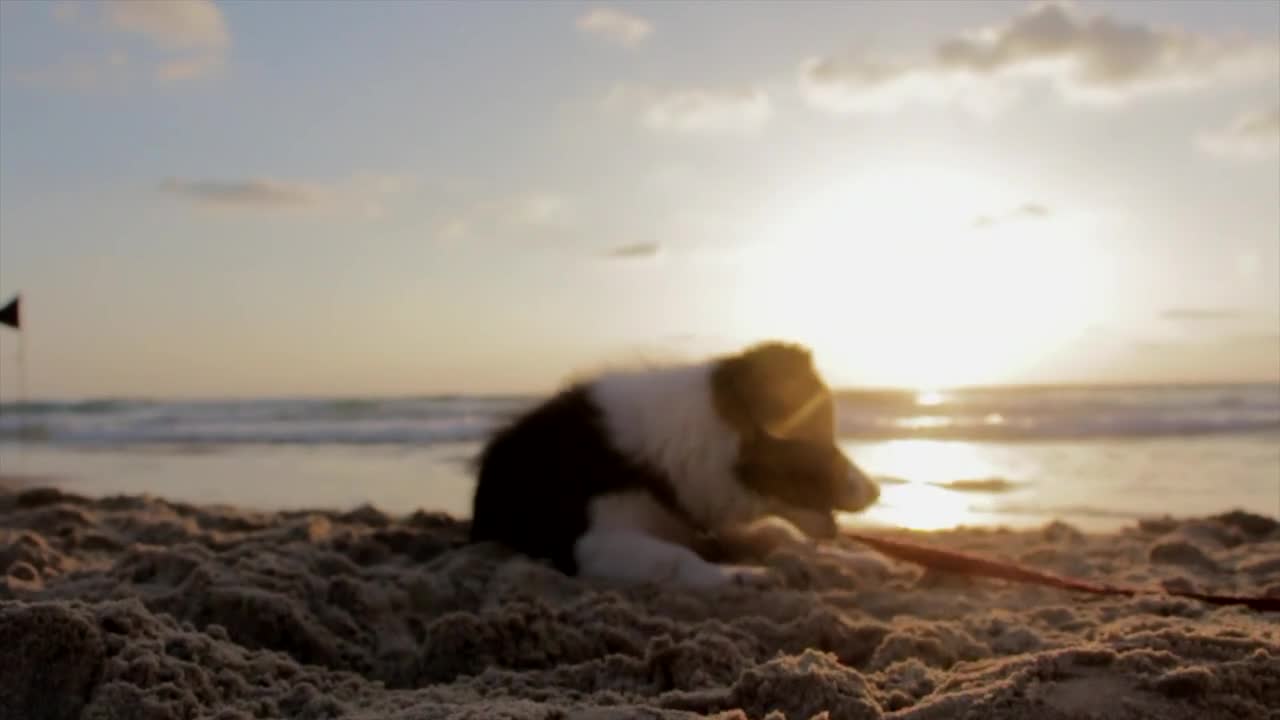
[469,341,880,588]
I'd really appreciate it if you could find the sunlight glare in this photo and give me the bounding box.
[853,482,983,531]
[916,389,946,406]
[854,439,998,485]
[842,439,1007,530]
[743,164,1110,389]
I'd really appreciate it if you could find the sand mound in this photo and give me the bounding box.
[1,485,1277,719]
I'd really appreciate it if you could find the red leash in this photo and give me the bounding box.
[837,530,1280,613]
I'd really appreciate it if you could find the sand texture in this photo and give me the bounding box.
[2,482,1279,720]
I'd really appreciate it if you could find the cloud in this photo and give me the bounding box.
[508,192,572,227]
[606,242,662,259]
[159,173,412,219]
[606,84,774,135]
[433,190,575,242]
[104,0,229,51]
[646,88,773,134]
[800,1,1278,115]
[152,53,224,82]
[1161,308,1244,322]
[25,0,229,87]
[576,7,652,49]
[435,218,472,243]
[800,53,1013,116]
[973,202,1051,228]
[160,179,317,209]
[1198,105,1280,160]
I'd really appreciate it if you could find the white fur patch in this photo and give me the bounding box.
[587,362,764,532]
[574,529,774,588]
[587,491,698,546]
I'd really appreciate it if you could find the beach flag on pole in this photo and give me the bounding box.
[1,292,26,410]
[1,293,27,463]
[0,294,18,330]
[1,292,28,458]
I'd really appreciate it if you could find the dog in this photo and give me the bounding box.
[468,340,880,588]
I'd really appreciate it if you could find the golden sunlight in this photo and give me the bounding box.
[915,389,946,407]
[742,165,1112,389]
[857,482,983,531]
[856,439,999,485]
[842,440,1004,531]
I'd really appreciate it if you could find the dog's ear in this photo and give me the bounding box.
[740,340,813,368]
[711,340,819,436]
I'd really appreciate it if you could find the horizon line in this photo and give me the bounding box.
[1,378,1278,406]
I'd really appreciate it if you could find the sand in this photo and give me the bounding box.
[1,480,1278,720]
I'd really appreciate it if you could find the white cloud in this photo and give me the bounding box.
[153,53,224,83]
[30,0,229,87]
[160,173,413,219]
[645,88,773,134]
[606,242,663,259]
[1161,307,1246,323]
[435,218,472,243]
[1198,105,1280,160]
[104,0,229,51]
[576,7,652,49]
[508,192,572,227]
[973,202,1051,228]
[801,1,1278,115]
[798,54,1018,116]
[433,190,575,242]
[605,84,774,135]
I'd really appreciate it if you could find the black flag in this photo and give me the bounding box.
[0,294,19,330]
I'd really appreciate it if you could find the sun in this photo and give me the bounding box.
[736,164,1109,389]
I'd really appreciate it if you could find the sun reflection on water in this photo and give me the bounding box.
[915,389,946,407]
[840,439,1007,531]
[857,482,983,531]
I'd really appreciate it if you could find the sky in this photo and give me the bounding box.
[0,0,1277,399]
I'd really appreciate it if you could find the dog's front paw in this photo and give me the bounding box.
[675,558,783,590]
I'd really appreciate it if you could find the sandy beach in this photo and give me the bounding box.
[1,479,1277,720]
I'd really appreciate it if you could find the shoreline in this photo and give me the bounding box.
[2,483,1279,719]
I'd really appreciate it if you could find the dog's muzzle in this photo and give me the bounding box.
[833,463,880,512]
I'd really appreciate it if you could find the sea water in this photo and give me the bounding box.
[2,385,1277,531]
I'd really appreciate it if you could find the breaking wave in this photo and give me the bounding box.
[1,384,1277,448]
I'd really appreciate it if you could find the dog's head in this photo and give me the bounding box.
[711,341,880,524]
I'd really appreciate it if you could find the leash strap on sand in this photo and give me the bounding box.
[835,530,1280,613]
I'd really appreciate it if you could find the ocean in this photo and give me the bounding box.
[1,384,1277,531]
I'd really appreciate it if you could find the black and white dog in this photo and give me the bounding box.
[469,341,880,588]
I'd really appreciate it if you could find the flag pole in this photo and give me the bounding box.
[15,320,23,472]
[17,318,26,410]
[0,292,24,464]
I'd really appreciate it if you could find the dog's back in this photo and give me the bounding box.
[470,383,678,573]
